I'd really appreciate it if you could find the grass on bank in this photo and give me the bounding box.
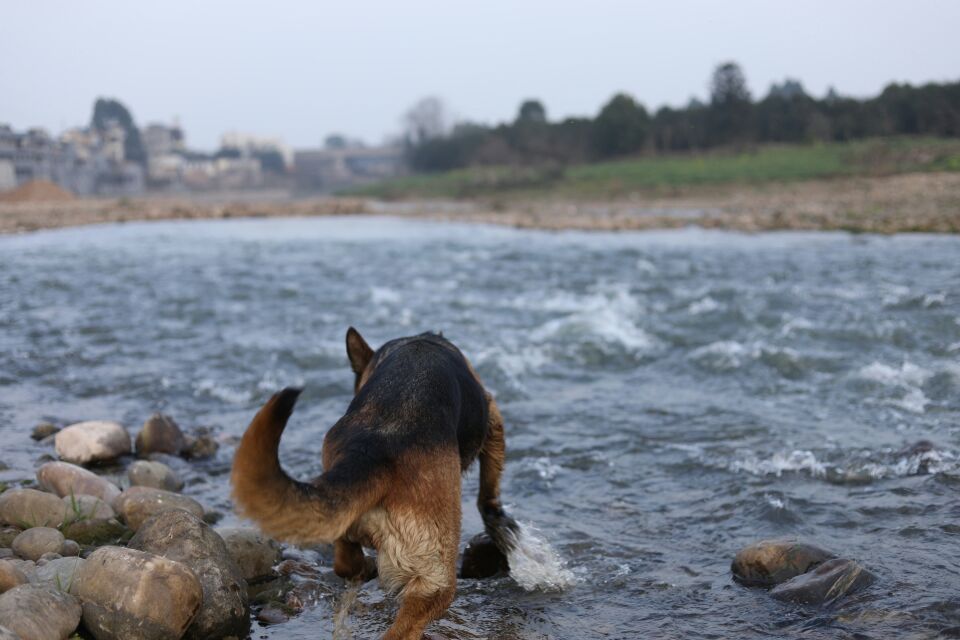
[348,137,960,201]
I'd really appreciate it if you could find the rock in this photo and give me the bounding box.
[460,532,509,579]
[12,528,65,562]
[62,495,114,522]
[37,462,121,504]
[0,561,27,594]
[113,486,203,532]
[0,552,10,561]
[72,546,203,640]
[256,606,289,625]
[31,423,59,442]
[0,624,19,640]
[0,490,66,528]
[0,584,81,640]
[60,519,128,547]
[215,527,282,583]
[127,460,183,492]
[0,528,20,548]
[130,510,250,640]
[731,540,835,587]
[182,433,218,459]
[54,421,130,466]
[59,541,79,557]
[30,557,84,591]
[135,414,185,457]
[770,558,876,605]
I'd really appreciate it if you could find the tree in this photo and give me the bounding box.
[90,97,147,165]
[402,96,449,146]
[591,93,650,158]
[516,99,547,124]
[707,62,753,145]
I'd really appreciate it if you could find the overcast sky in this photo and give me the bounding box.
[2,0,958,150]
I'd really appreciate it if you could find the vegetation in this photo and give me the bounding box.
[91,98,147,166]
[350,137,960,200]
[398,62,960,175]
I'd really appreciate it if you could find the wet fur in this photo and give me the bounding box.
[232,329,517,640]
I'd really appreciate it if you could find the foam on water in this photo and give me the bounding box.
[506,521,577,592]
[331,582,360,640]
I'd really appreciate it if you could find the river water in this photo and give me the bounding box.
[1,217,958,639]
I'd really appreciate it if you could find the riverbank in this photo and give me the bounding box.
[1,171,959,235]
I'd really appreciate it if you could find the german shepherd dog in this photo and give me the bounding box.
[231,328,518,639]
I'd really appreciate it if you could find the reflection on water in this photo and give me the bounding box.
[1,217,959,638]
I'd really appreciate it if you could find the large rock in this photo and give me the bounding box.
[0,490,66,529]
[11,529,64,562]
[62,495,114,522]
[130,511,250,640]
[31,557,84,591]
[731,540,835,587]
[36,462,121,504]
[460,532,509,579]
[135,414,185,457]
[113,487,203,532]
[215,527,281,583]
[54,421,130,466]
[60,519,128,547]
[0,561,27,594]
[0,583,81,640]
[0,624,20,640]
[127,460,183,492]
[770,558,876,605]
[72,546,202,640]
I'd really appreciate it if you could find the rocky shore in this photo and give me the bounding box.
[1,171,958,235]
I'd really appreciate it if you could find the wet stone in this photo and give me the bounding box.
[129,510,250,640]
[216,527,282,583]
[127,460,183,492]
[12,528,65,561]
[37,461,121,504]
[31,423,59,441]
[0,489,67,529]
[460,532,509,579]
[73,546,203,640]
[770,558,876,605]
[182,432,219,459]
[54,421,131,466]
[62,494,114,523]
[0,583,82,640]
[135,414,185,457]
[731,540,835,587]
[256,606,289,625]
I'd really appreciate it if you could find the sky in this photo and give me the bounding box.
[2,0,958,151]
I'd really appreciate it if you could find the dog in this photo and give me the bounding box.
[231,328,518,639]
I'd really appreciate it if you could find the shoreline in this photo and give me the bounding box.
[1,171,959,235]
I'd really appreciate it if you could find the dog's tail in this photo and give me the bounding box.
[231,387,382,545]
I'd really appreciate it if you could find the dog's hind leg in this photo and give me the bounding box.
[334,538,377,582]
[477,396,519,551]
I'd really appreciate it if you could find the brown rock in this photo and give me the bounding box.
[0,584,81,640]
[135,414,185,457]
[11,528,64,562]
[731,540,835,587]
[61,495,114,523]
[0,561,27,594]
[59,519,129,547]
[37,462,121,504]
[0,490,67,529]
[460,532,509,579]
[215,527,281,583]
[127,460,183,492]
[770,558,876,605]
[73,546,202,640]
[113,486,203,532]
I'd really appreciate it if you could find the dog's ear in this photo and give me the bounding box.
[346,327,374,375]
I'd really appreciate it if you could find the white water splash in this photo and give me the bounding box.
[331,582,360,640]
[506,521,576,592]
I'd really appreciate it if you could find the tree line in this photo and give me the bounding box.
[403,62,960,172]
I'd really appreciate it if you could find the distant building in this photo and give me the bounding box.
[293,146,404,192]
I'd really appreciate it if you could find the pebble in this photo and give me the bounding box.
[130,510,250,640]
[12,528,65,562]
[59,540,79,557]
[731,540,835,587]
[54,421,131,466]
[460,531,509,579]
[113,486,203,532]
[216,527,282,583]
[256,606,289,625]
[72,546,203,640]
[31,423,59,441]
[0,584,81,640]
[135,414,185,457]
[127,460,183,492]
[182,433,219,459]
[0,490,66,529]
[37,461,122,504]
